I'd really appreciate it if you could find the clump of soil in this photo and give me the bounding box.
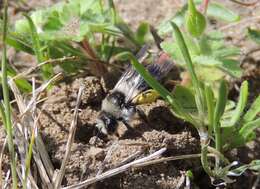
[38,76,200,188]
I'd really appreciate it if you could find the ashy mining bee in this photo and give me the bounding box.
[95,46,174,135]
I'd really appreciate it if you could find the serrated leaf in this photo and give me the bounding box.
[161,41,184,64]
[229,81,248,126]
[207,2,240,22]
[173,85,197,114]
[243,95,260,122]
[158,5,187,35]
[198,34,212,55]
[73,0,97,15]
[193,55,222,66]
[213,47,240,59]
[14,0,117,43]
[218,59,242,78]
[195,66,225,82]
[248,28,260,44]
[161,33,200,65]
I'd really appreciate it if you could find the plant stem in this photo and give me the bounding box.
[213,80,227,167]
[22,126,36,189]
[171,22,205,126]
[213,122,221,167]
[2,0,18,188]
[201,144,215,177]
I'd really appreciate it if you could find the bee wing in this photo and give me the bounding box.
[113,52,174,103]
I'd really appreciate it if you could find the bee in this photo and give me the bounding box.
[95,46,174,135]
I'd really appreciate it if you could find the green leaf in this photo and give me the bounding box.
[24,14,53,80]
[135,22,149,45]
[207,2,240,22]
[5,35,34,54]
[185,0,206,37]
[198,34,212,55]
[239,118,260,142]
[161,34,200,65]
[229,81,248,126]
[193,55,222,66]
[248,28,260,44]
[5,65,32,92]
[230,160,260,176]
[158,1,239,35]
[158,5,187,35]
[173,85,197,114]
[195,66,225,82]
[214,80,228,123]
[205,85,214,135]
[116,22,141,47]
[218,59,242,78]
[0,19,34,54]
[171,22,199,85]
[243,95,260,122]
[213,47,240,59]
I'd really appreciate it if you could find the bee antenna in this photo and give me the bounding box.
[136,44,149,61]
[150,25,163,50]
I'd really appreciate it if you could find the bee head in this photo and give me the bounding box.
[95,112,118,135]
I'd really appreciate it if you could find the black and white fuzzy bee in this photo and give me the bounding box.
[96,46,174,135]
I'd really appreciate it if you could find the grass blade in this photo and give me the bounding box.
[205,85,214,136]
[170,22,205,124]
[243,95,260,122]
[23,14,53,80]
[239,118,260,142]
[1,0,18,187]
[117,52,197,126]
[213,80,228,154]
[230,81,248,126]
[170,22,199,87]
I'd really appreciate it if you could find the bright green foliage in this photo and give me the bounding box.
[129,21,260,183]
[161,31,242,88]
[185,0,206,37]
[0,0,151,83]
[206,2,240,22]
[158,1,239,35]
[24,14,53,80]
[248,28,260,44]
[15,0,119,42]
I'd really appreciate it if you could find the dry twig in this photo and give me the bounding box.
[54,86,84,189]
[8,73,62,189]
[62,148,167,189]
[13,56,78,80]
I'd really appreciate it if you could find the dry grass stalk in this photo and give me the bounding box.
[8,73,62,189]
[3,169,10,189]
[0,137,7,188]
[62,147,167,189]
[54,85,84,189]
[13,56,78,80]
